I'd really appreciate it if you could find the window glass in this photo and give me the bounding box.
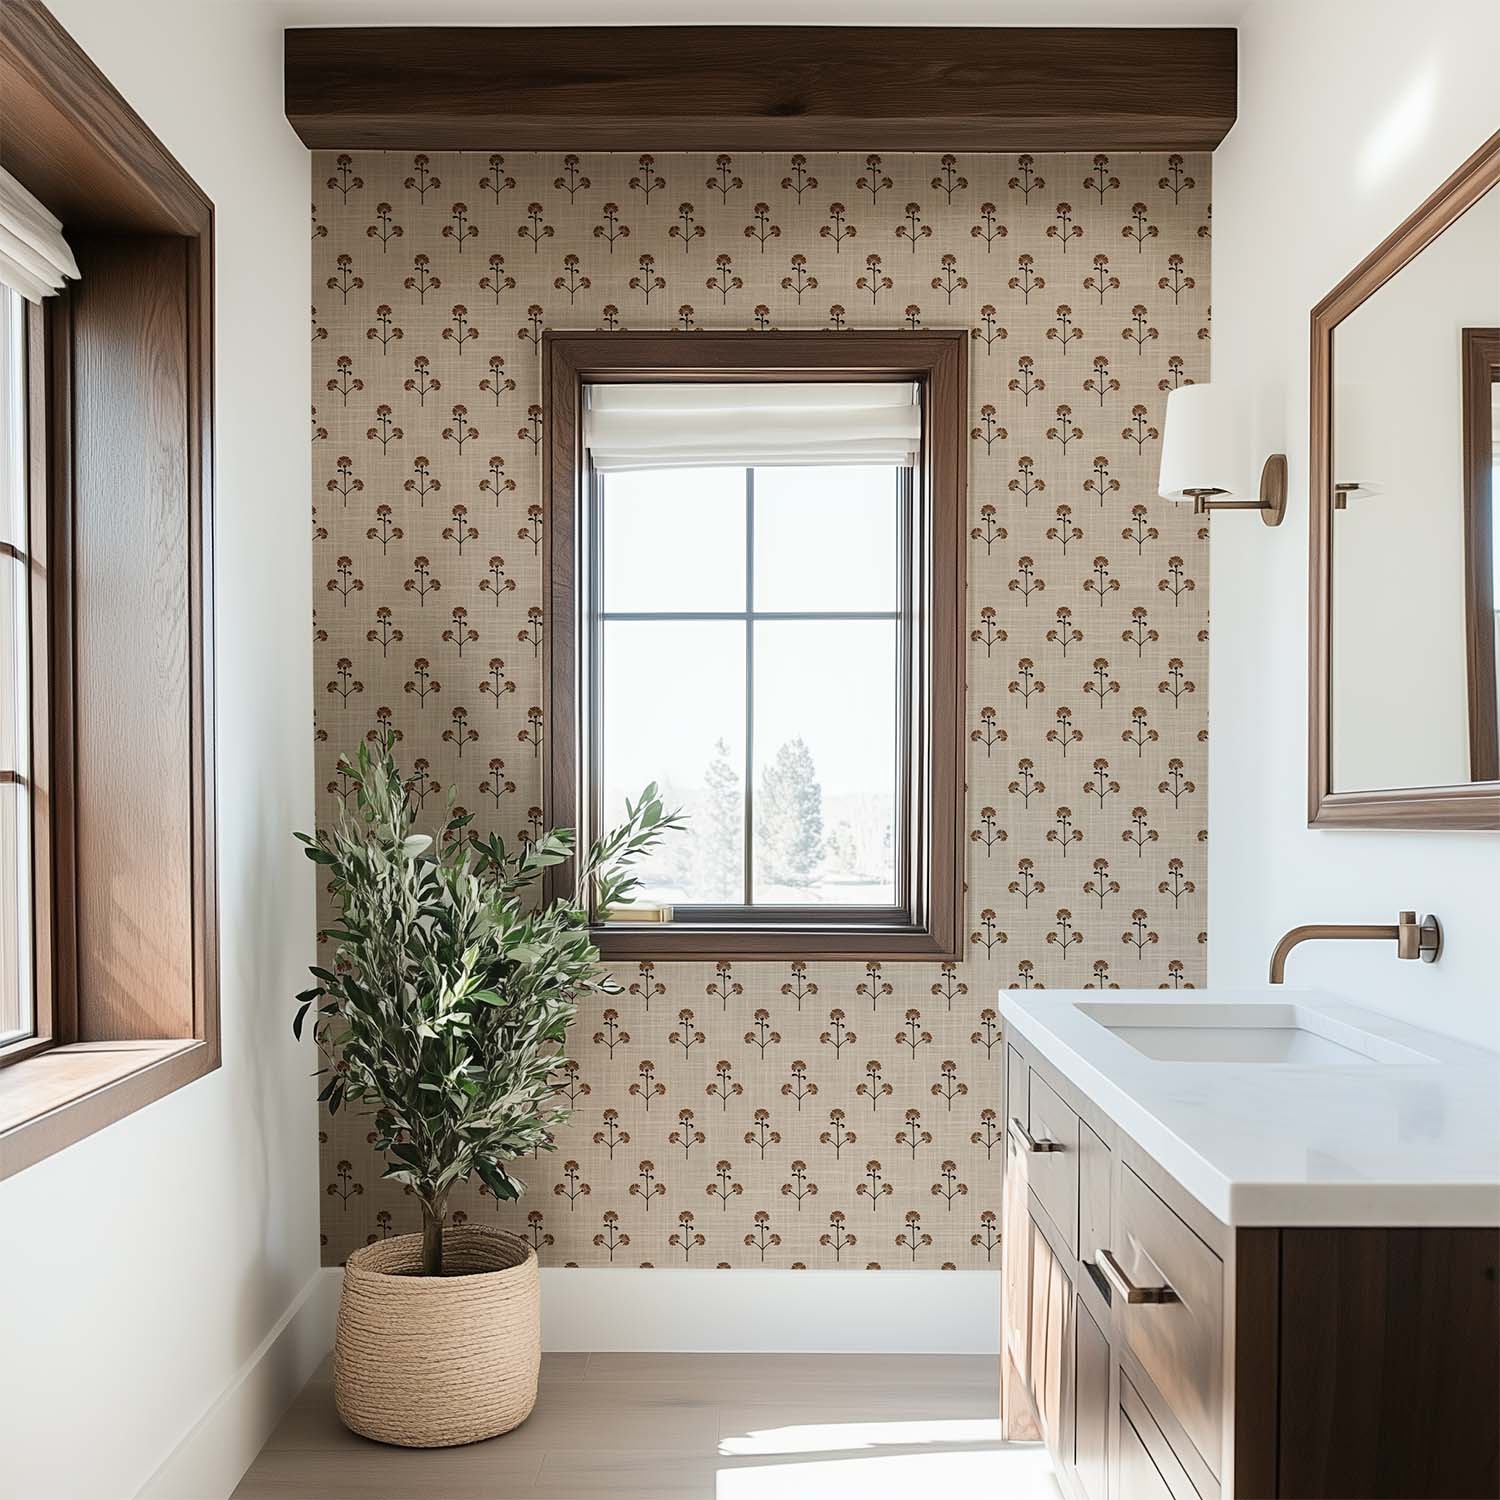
[752,618,898,906]
[599,619,746,906]
[601,466,745,614]
[1,286,32,1044]
[592,456,906,916]
[752,466,900,613]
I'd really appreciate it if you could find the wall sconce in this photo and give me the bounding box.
[1333,480,1383,510]
[1330,386,1385,509]
[1158,384,1287,527]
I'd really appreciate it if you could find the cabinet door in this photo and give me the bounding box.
[1029,1211,1074,1466]
[1002,1117,1034,1387]
[1074,1296,1110,1500]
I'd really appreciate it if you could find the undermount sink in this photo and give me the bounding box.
[1074,1001,1436,1065]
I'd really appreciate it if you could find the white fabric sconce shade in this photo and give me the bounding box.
[1157,383,1256,500]
[0,167,80,303]
[584,381,921,471]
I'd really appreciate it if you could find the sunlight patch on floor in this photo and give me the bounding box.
[721,1416,1002,1456]
[715,1424,1061,1500]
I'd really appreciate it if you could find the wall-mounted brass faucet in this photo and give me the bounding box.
[1268,912,1442,983]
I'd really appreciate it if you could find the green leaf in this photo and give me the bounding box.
[475,1156,521,1201]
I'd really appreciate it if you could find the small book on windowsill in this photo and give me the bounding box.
[601,904,674,924]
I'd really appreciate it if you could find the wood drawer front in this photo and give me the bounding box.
[1116,1165,1224,1480]
[1027,1068,1080,1254]
[1073,1293,1110,1500]
[1079,1119,1111,1297]
[1120,1372,1201,1500]
[1006,1043,1027,1134]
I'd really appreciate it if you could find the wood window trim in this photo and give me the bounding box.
[542,329,967,962]
[0,0,218,1179]
[1307,130,1500,831]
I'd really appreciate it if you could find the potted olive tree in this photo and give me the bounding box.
[296,735,680,1447]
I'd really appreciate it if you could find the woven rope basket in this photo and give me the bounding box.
[334,1225,540,1448]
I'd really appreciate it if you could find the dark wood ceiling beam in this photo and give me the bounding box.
[283,26,1237,152]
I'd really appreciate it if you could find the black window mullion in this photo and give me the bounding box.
[742,467,755,907]
[896,465,915,924]
[587,465,604,906]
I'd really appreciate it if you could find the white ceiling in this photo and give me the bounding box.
[241,0,1248,25]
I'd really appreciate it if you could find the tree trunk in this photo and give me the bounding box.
[420,1196,445,1276]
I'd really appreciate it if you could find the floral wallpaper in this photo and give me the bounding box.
[311,149,1210,1268]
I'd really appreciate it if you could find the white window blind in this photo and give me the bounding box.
[0,167,80,304]
[584,381,921,471]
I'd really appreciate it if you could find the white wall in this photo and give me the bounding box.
[1211,0,1500,1051]
[0,3,318,1497]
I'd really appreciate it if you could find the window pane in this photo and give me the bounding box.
[0,554,24,790]
[600,620,745,906]
[2,287,24,548]
[601,467,746,614]
[1,285,30,1044]
[752,466,900,613]
[752,620,898,906]
[1,781,30,1044]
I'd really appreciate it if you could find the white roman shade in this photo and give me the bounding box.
[0,167,81,304]
[584,381,921,471]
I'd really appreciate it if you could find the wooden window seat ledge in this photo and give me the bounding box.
[0,1039,210,1178]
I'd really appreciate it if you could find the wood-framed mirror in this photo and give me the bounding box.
[1309,132,1500,831]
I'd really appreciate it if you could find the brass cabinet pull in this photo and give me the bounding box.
[1008,1115,1063,1154]
[1096,1248,1178,1305]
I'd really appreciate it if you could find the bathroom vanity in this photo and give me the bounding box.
[998,990,1500,1500]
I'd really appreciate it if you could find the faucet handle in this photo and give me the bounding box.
[1397,912,1420,960]
[1397,912,1442,963]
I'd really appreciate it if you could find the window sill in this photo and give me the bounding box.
[0,1038,214,1180]
[590,923,960,962]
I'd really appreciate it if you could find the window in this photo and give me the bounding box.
[544,332,967,959]
[1,285,33,1051]
[0,5,218,1178]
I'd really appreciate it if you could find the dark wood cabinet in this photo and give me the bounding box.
[1002,1034,1500,1500]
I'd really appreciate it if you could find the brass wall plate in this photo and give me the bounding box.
[1260,452,1288,527]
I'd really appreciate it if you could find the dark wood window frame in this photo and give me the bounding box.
[543,330,966,961]
[0,0,218,1178]
[1308,130,1500,831]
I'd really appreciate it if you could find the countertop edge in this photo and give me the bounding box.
[1000,992,1500,1230]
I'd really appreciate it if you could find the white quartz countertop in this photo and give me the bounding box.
[998,988,1500,1227]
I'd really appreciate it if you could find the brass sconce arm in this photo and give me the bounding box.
[1268,911,1442,983]
[1184,453,1288,527]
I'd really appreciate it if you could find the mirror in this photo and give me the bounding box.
[1310,135,1500,830]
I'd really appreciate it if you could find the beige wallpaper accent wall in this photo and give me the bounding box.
[311,149,1210,1268]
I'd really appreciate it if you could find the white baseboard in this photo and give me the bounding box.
[542,1268,999,1353]
[285,1266,998,1360]
[135,1268,341,1500]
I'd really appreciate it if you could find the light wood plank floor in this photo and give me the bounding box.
[234,1353,1062,1499]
